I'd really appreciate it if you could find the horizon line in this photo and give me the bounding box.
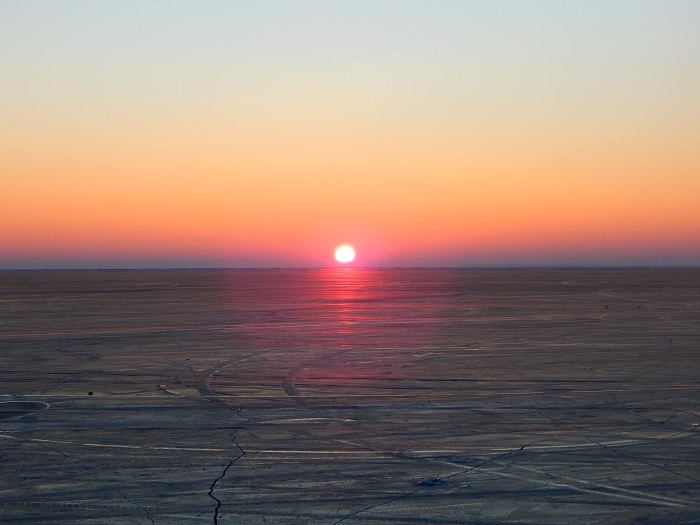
[2,265,699,272]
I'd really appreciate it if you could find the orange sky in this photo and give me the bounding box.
[2,2,699,267]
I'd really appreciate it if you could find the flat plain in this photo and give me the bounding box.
[1,268,699,524]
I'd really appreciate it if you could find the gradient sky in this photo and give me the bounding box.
[2,1,699,268]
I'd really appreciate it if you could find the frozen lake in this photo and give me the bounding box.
[1,268,699,523]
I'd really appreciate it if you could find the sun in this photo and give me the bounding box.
[334,245,356,263]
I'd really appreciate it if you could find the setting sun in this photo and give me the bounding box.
[334,245,356,263]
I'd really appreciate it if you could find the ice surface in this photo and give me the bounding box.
[1,268,699,523]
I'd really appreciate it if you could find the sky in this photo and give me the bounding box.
[2,1,699,268]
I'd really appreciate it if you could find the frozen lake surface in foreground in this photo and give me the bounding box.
[1,268,699,523]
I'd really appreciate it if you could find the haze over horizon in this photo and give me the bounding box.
[2,1,699,269]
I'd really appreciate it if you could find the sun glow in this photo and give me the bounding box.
[334,245,356,263]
